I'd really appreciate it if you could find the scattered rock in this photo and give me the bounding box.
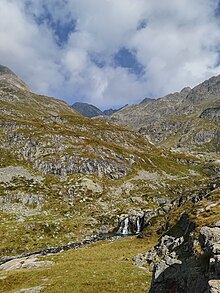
[0,166,42,183]
[78,178,103,194]
[0,257,53,271]
[14,286,44,293]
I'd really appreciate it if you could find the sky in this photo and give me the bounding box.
[1,0,220,109]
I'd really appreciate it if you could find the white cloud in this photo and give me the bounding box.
[0,0,220,108]
[0,0,64,94]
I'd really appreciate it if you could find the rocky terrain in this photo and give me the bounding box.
[99,76,220,153]
[0,64,219,292]
[134,186,220,293]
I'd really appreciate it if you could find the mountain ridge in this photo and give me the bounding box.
[72,101,127,118]
[99,74,220,153]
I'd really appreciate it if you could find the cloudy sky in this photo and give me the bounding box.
[1,0,220,109]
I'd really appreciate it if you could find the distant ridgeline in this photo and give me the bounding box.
[71,102,127,118]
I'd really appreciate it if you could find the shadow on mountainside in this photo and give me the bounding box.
[149,214,210,293]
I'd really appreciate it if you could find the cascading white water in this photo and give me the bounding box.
[136,217,141,234]
[122,217,129,235]
[117,215,144,235]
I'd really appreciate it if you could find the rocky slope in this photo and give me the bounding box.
[100,76,220,153]
[0,65,219,292]
[0,64,29,91]
[134,186,220,293]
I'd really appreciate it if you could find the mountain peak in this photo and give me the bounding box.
[72,102,103,118]
[0,64,29,91]
[0,64,16,76]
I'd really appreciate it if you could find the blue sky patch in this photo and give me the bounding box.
[137,19,148,30]
[25,2,76,47]
[90,53,106,69]
[114,47,144,77]
[215,0,220,18]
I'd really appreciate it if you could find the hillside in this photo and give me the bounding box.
[0,65,219,293]
[100,76,220,153]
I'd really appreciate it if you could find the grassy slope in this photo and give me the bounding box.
[0,237,157,293]
[1,188,219,293]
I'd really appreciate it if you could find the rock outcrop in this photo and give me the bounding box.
[0,256,53,271]
[200,226,220,293]
[134,214,220,293]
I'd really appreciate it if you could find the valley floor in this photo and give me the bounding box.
[0,236,156,293]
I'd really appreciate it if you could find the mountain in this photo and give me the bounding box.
[72,102,126,118]
[0,65,219,293]
[101,78,220,153]
[72,102,103,117]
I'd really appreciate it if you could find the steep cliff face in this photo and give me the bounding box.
[100,75,220,152]
[134,187,220,293]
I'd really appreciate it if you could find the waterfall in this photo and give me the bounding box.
[117,214,145,235]
[122,217,129,235]
[117,217,130,235]
[136,217,141,234]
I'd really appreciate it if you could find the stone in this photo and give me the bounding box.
[0,257,53,271]
[79,178,103,194]
[14,286,44,293]
[215,220,220,228]
[0,166,42,183]
[200,226,220,253]
[208,280,220,293]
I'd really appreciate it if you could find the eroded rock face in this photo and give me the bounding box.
[200,225,220,293]
[200,107,220,122]
[144,220,220,293]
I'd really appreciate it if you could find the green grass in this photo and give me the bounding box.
[0,237,156,293]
